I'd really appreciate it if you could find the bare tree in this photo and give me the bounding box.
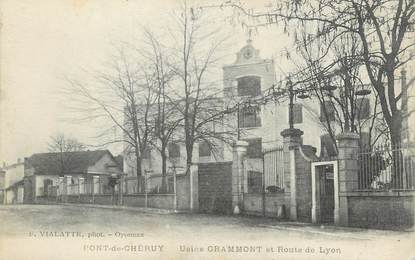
[47,133,85,176]
[220,0,415,148]
[167,1,235,172]
[292,32,387,153]
[64,48,157,188]
[139,29,182,190]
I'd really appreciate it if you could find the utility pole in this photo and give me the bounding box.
[288,79,294,129]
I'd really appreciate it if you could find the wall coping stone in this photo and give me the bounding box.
[339,191,415,197]
[299,145,318,162]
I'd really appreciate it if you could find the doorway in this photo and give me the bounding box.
[311,161,339,225]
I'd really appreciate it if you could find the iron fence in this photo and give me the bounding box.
[244,146,285,194]
[263,146,285,193]
[123,176,145,194]
[358,143,415,191]
[123,174,175,195]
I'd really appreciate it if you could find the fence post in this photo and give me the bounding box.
[144,175,148,208]
[173,170,177,212]
[190,164,199,212]
[58,177,64,199]
[119,174,124,205]
[336,132,360,226]
[79,177,85,195]
[232,140,248,214]
[65,176,72,202]
[280,128,303,221]
[92,176,99,204]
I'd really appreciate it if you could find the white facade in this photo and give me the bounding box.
[222,40,323,157]
[3,162,24,189]
[2,162,24,204]
[125,40,397,175]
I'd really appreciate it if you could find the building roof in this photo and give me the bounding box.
[26,150,118,176]
[5,179,24,190]
[0,162,24,171]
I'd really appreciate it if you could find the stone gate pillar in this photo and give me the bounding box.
[65,176,72,195]
[232,140,248,214]
[189,164,199,212]
[58,177,64,197]
[281,128,303,221]
[336,132,360,226]
[79,177,85,195]
[93,176,100,195]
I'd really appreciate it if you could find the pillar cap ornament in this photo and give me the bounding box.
[280,128,304,138]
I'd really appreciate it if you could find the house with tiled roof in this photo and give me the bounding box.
[23,150,122,203]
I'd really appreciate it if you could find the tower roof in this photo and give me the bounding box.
[233,39,261,64]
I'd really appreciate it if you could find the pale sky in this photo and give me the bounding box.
[0,0,291,164]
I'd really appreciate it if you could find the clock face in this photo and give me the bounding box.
[244,49,253,59]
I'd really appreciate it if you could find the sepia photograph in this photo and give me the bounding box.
[0,0,414,259]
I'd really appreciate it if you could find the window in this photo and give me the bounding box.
[239,106,261,128]
[247,171,262,193]
[142,148,151,159]
[199,141,211,157]
[320,101,335,122]
[168,143,180,158]
[292,103,303,124]
[320,134,337,158]
[237,76,261,97]
[245,138,262,159]
[356,98,370,119]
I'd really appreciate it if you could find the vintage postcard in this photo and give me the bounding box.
[0,0,414,259]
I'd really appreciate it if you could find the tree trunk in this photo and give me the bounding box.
[186,143,193,175]
[389,113,403,189]
[161,148,167,192]
[136,155,143,192]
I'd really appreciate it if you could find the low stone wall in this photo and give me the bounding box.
[198,162,233,214]
[176,175,190,210]
[243,193,287,218]
[147,194,175,209]
[33,172,194,211]
[94,194,114,205]
[33,196,57,204]
[123,194,146,207]
[346,192,415,230]
[78,195,93,204]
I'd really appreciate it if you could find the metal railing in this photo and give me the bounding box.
[244,146,285,194]
[123,174,175,195]
[263,146,285,193]
[358,143,415,191]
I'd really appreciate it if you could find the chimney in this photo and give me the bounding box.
[2,162,6,168]
[17,158,21,164]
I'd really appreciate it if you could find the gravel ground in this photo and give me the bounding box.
[0,204,413,260]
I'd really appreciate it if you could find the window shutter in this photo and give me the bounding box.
[238,106,261,128]
[237,76,261,97]
[142,148,151,159]
[168,143,180,158]
[320,101,335,122]
[356,98,370,119]
[199,141,211,157]
[246,138,262,158]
